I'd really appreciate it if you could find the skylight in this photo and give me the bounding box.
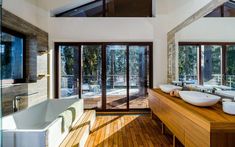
[55,0,152,17]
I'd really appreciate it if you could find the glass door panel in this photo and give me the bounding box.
[82,45,102,109]
[59,46,79,97]
[129,46,149,109]
[226,45,235,88]
[106,45,127,109]
[201,45,222,85]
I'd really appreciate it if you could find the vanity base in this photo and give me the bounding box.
[149,89,235,147]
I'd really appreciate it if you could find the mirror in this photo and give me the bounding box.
[175,0,235,89]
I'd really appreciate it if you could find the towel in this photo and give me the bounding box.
[58,100,80,133]
[59,110,73,133]
[170,90,180,98]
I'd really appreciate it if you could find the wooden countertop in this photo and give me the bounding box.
[149,89,235,132]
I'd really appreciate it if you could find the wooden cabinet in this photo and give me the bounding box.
[149,89,235,147]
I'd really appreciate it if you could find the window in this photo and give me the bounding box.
[59,45,79,97]
[82,45,102,109]
[178,45,198,83]
[201,45,222,85]
[55,0,152,17]
[1,28,25,83]
[106,45,127,109]
[129,45,150,109]
[178,43,235,88]
[205,1,235,17]
[55,42,153,110]
[226,45,235,88]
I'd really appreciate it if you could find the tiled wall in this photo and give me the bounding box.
[2,9,49,116]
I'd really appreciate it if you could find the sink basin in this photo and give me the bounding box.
[215,91,235,98]
[179,91,221,107]
[223,102,235,115]
[159,84,182,93]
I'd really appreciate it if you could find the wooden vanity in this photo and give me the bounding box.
[149,89,235,147]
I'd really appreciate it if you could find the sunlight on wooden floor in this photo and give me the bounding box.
[85,114,172,147]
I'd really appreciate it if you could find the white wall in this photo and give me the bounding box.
[49,18,154,42]
[159,0,212,31]
[176,18,235,42]
[3,0,49,32]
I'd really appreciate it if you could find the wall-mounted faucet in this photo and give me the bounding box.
[13,96,22,112]
[12,92,39,112]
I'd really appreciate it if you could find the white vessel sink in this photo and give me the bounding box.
[216,91,235,98]
[159,84,182,93]
[179,91,221,107]
[223,102,235,115]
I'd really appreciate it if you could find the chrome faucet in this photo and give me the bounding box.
[13,96,22,112]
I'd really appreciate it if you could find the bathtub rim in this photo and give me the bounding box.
[2,97,83,132]
[3,95,79,117]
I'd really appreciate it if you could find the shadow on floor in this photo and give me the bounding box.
[106,94,147,109]
[86,114,173,147]
[90,115,123,133]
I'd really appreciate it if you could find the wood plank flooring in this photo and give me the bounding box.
[84,114,172,147]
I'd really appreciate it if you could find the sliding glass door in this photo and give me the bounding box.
[129,46,149,109]
[106,45,127,109]
[59,46,79,97]
[55,42,153,111]
[82,45,102,109]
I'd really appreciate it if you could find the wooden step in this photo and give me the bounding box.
[60,110,96,147]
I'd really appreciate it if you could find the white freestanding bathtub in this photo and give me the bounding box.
[2,97,84,147]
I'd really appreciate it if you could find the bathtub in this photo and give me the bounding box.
[2,97,84,147]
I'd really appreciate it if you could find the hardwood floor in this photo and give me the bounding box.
[84,114,172,147]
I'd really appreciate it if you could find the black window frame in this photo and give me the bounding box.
[1,27,26,84]
[54,42,153,111]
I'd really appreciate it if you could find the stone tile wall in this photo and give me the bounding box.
[2,9,49,116]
